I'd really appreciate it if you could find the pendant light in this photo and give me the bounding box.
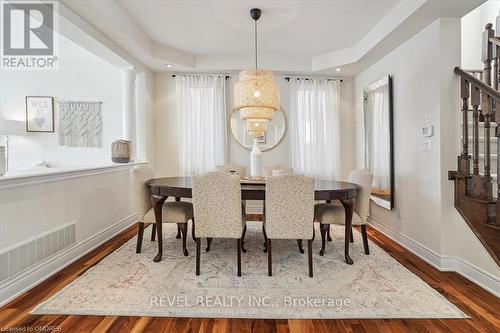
[234,8,279,137]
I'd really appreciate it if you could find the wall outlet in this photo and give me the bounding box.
[422,140,432,151]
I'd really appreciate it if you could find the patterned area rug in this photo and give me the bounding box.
[32,223,467,319]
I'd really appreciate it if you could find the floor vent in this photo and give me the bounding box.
[0,222,76,282]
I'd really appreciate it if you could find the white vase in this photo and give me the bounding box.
[0,146,6,176]
[250,138,262,177]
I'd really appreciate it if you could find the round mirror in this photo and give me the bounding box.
[230,109,286,151]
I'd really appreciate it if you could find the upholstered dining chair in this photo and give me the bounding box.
[264,174,315,277]
[262,164,293,177]
[216,163,246,176]
[314,169,373,256]
[131,165,194,256]
[192,171,245,276]
[216,162,248,251]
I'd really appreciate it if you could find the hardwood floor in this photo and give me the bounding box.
[1,219,499,333]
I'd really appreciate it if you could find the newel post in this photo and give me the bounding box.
[458,76,471,175]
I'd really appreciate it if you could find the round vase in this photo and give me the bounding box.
[250,138,262,177]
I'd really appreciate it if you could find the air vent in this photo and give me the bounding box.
[0,222,76,282]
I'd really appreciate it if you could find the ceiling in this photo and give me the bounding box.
[117,0,398,58]
[61,0,486,76]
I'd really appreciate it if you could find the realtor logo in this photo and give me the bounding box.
[1,0,58,69]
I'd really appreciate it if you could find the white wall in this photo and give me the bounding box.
[461,0,500,69]
[354,18,500,289]
[153,74,355,180]
[0,37,124,170]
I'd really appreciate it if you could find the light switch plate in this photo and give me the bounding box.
[422,125,434,137]
[424,113,432,122]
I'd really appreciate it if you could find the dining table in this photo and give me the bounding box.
[146,176,360,265]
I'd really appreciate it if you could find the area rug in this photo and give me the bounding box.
[32,223,467,319]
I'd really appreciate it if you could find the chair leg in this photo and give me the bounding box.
[350,227,354,243]
[361,225,370,255]
[176,224,181,239]
[196,237,201,276]
[179,223,188,256]
[237,238,242,277]
[308,239,313,278]
[267,239,272,276]
[241,224,247,253]
[263,224,268,253]
[206,238,213,252]
[319,224,328,256]
[151,223,156,241]
[191,219,196,242]
[297,239,304,254]
[136,222,145,254]
[327,225,332,242]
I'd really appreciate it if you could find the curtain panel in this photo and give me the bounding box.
[366,85,390,192]
[289,79,341,180]
[176,76,227,175]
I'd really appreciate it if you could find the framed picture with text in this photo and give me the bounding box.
[25,96,55,132]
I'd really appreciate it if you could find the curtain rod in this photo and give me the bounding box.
[171,74,343,82]
[284,77,343,82]
[172,74,230,79]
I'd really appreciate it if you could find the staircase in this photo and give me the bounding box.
[449,22,500,266]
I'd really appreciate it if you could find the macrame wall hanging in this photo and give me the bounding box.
[58,101,103,147]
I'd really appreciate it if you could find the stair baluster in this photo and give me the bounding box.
[472,85,480,177]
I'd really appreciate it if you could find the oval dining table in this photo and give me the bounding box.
[146,176,360,265]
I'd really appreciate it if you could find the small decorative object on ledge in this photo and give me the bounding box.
[111,140,131,163]
[0,145,6,176]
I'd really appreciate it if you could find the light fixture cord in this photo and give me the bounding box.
[254,18,258,70]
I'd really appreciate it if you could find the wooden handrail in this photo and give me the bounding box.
[454,67,500,101]
[490,37,500,47]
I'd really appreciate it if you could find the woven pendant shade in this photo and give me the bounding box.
[234,69,279,123]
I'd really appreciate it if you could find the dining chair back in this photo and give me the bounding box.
[130,164,154,221]
[192,171,244,276]
[264,174,315,277]
[348,169,373,225]
[216,163,246,177]
[263,164,293,177]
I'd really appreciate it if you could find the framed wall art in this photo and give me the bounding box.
[25,96,55,132]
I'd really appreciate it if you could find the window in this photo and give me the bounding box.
[176,76,227,175]
[289,79,340,180]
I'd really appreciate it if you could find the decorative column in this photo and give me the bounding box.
[122,68,137,161]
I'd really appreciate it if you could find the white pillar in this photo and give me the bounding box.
[122,68,137,160]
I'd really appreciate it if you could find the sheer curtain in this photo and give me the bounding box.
[176,76,227,175]
[366,85,390,191]
[289,79,340,180]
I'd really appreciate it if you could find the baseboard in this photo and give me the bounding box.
[0,213,138,307]
[368,216,500,298]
